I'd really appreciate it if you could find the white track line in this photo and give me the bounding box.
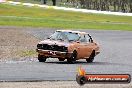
[2,1,132,16]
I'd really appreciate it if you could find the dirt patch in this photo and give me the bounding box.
[0,27,39,61]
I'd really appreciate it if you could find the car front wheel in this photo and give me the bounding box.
[67,51,77,64]
[38,54,47,62]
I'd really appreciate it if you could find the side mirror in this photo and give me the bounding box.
[76,41,80,43]
[47,37,50,39]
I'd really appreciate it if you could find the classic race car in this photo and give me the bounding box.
[36,30,100,63]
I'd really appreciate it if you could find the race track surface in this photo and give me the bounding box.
[0,28,132,81]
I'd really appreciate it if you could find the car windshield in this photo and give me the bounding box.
[49,31,80,42]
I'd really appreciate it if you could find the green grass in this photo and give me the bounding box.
[0,4,132,30]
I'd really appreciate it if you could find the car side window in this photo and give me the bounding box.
[85,34,90,42]
[79,35,87,42]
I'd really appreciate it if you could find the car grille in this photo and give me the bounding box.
[37,44,68,52]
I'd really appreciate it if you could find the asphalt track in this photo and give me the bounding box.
[0,29,132,82]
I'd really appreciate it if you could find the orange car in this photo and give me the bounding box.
[36,30,100,63]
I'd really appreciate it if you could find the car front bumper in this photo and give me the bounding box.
[36,49,72,58]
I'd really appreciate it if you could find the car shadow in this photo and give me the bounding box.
[44,61,126,66]
[42,61,132,66]
[45,61,88,64]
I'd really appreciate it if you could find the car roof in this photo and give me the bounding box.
[56,30,88,35]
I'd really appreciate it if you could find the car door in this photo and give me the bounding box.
[78,34,95,58]
[83,34,94,58]
[77,34,89,58]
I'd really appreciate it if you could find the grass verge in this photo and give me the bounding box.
[0,4,132,30]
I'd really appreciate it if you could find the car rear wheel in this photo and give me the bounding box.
[38,54,47,62]
[58,58,65,61]
[67,51,77,64]
[86,50,95,63]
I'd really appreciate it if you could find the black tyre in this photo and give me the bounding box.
[86,50,95,63]
[38,54,47,62]
[58,58,65,61]
[67,51,77,64]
